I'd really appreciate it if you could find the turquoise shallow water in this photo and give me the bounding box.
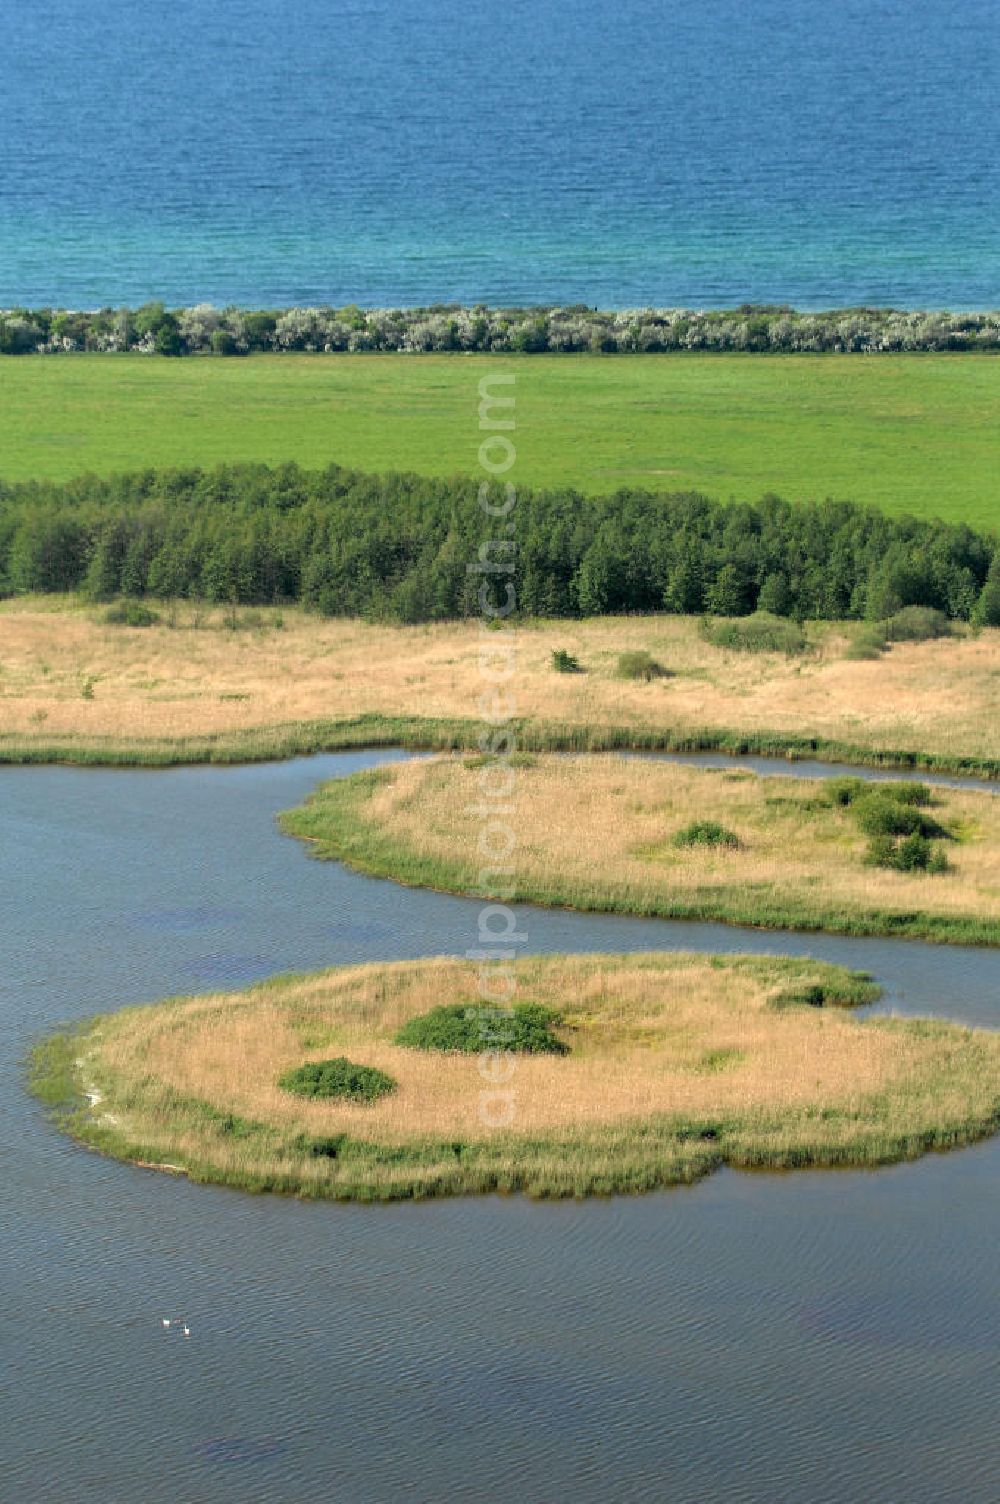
[2,0,998,307]
[3,752,999,1502]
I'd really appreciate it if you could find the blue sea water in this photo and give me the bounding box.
[2,0,998,309]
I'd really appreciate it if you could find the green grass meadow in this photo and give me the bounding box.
[1,353,998,525]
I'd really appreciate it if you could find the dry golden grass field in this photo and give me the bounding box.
[32,953,1000,1200]
[283,755,1000,944]
[2,599,999,768]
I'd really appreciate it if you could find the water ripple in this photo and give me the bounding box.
[1,751,998,1502]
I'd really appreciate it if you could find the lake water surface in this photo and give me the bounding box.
[3,751,999,1502]
[2,0,998,307]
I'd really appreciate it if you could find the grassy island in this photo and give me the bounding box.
[3,602,1000,774]
[282,756,1000,946]
[29,953,1000,1201]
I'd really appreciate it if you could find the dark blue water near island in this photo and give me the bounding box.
[4,754,1000,1503]
[2,0,998,308]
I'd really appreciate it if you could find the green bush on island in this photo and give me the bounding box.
[825,777,868,806]
[889,782,935,807]
[925,846,951,875]
[853,796,935,838]
[673,820,742,850]
[845,625,888,659]
[820,778,950,872]
[865,832,949,874]
[395,1002,569,1055]
[617,650,667,681]
[278,1057,396,1102]
[769,972,881,1010]
[700,612,808,655]
[826,778,933,810]
[846,609,952,656]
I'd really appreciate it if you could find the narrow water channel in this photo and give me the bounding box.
[3,751,998,1504]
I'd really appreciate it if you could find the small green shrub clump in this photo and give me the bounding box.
[278,1057,396,1102]
[673,820,742,850]
[551,648,583,674]
[845,625,888,659]
[847,608,951,656]
[881,606,952,643]
[395,1002,568,1055]
[883,781,934,808]
[825,779,950,873]
[616,650,667,681]
[854,793,945,840]
[770,971,881,1010]
[826,777,868,806]
[826,778,933,810]
[103,600,160,627]
[853,796,928,838]
[866,832,949,873]
[700,611,808,655]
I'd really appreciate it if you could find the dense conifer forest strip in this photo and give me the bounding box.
[3,464,999,625]
[4,303,1000,355]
